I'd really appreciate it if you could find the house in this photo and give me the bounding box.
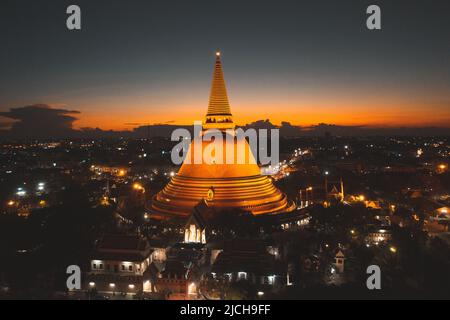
[211,239,283,286]
[84,234,154,295]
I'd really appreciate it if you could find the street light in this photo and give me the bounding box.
[133,183,145,192]
[307,187,313,204]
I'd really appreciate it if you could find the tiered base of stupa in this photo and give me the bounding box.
[151,174,295,218]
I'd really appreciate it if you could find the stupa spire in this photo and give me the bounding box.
[204,51,234,129]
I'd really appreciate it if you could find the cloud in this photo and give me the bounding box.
[0,104,80,138]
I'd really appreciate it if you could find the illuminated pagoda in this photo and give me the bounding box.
[151,52,295,218]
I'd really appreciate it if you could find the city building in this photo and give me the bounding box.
[334,250,345,273]
[85,234,154,295]
[155,260,194,299]
[365,226,392,245]
[211,239,282,286]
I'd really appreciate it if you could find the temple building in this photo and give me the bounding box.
[151,52,295,218]
[184,199,214,244]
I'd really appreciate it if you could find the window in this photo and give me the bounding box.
[238,272,247,280]
[93,263,97,269]
[99,264,103,269]
[121,265,125,271]
[128,265,133,271]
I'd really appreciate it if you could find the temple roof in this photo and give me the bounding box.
[97,234,149,251]
[185,198,218,230]
[207,52,232,117]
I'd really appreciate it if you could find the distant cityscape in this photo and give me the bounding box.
[0,133,449,299]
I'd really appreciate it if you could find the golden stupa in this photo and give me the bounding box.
[151,52,295,218]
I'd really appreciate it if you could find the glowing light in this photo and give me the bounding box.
[109,283,115,288]
[7,200,15,206]
[89,282,95,287]
[128,284,135,289]
[416,148,423,157]
[118,169,126,177]
[216,51,221,56]
[350,229,355,235]
[389,246,397,253]
[358,195,365,201]
[257,291,264,297]
[188,282,197,295]
[101,196,109,206]
[133,183,144,192]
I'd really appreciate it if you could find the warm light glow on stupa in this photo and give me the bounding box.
[151,52,295,218]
